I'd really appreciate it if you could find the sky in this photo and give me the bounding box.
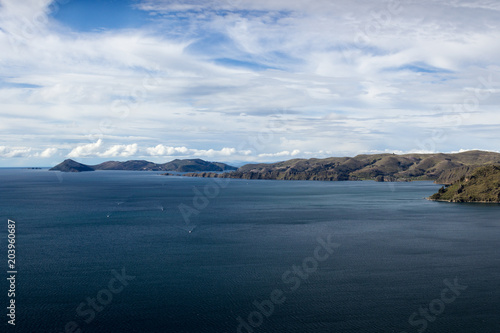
[1,0,500,167]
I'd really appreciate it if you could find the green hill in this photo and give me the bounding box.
[429,165,500,203]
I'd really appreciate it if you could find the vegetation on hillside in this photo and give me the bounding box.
[169,151,500,183]
[429,165,500,203]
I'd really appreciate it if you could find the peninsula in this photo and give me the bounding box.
[164,150,500,183]
[428,165,500,203]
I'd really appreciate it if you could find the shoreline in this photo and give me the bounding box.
[426,197,500,204]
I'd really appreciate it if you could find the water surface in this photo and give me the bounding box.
[1,169,499,332]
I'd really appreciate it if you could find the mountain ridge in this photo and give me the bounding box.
[50,159,237,172]
[164,150,500,183]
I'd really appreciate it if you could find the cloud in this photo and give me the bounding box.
[146,145,250,158]
[453,148,500,154]
[66,140,138,158]
[258,149,300,158]
[63,142,249,160]
[146,145,189,156]
[67,139,103,158]
[0,0,53,38]
[38,147,58,158]
[1,0,500,166]
[192,147,236,157]
[0,146,60,158]
[99,144,138,158]
[0,146,32,158]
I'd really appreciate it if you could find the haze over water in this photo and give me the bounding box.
[1,169,499,332]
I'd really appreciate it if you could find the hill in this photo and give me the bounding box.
[50,159,237,172]
[49,159,95,172]
[167,151,500,182]
[92,159,236,172]
[429,165,500,203]
[160,159,236,172]
[92,160,158,171]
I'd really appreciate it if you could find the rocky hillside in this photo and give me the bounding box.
[434,165,479,184]
[167,151,500,182]
[429,165,500,203]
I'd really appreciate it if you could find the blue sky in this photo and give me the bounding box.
[1,0,500,166]
[52,0,151,31]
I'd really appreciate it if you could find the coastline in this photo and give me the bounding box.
[426,197,500,204]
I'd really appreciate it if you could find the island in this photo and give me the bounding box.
[50,159,95,172]
[49,159,237,173]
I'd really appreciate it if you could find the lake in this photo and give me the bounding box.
[1,169,499,332]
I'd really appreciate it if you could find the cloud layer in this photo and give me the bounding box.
[1,0,500,166]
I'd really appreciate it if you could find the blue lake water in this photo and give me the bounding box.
[0,169,499,332]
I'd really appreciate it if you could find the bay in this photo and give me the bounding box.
[1,169,499,332]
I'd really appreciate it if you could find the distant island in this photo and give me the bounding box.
[50,159,95,172]
[49,159,237,173]
[428,165,500,203]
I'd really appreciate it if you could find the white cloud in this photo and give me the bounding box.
[258,150,301,158]
[1,0,500,166]
[0,146,32,158]
[67,139,103,158]
[38,147,58,158]
[63,142,249,160]
[0,0,52,38]
[146,145,249,158]
[0,146,60,158]
[192,147,236,157]
[453,148,500,154]
[146,145,189,156]
[66,140,138,158]
[99,144,138,158]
